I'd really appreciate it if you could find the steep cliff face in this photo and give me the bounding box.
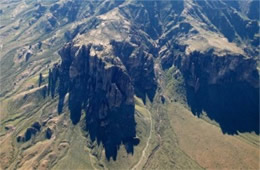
[176,51,259,90]
[170,50,259,134]
[111,40,157,102]
[1,0,259,168]
[57,42,137,160]
[53,0,259,148]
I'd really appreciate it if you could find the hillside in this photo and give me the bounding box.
[0,0,259,169]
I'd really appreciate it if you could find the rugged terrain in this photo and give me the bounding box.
[0,0,259,169]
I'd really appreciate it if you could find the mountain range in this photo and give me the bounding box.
[0,0,259,169]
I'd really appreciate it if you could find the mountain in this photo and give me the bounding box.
[0,0,259,169]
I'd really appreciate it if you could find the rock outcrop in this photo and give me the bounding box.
[1,0,260,168]
[17,122,41,143]
[171,50,259,134]
[57,42,137,160]
[45,128,52,139]
[110,40,157,102]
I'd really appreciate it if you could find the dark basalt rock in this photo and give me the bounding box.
[17,122,42,143]
[41,86,47,99]
[110,40,157,103]
[247,1,260,20]
[172,50,259,135]
[16,136,24,143]
[24,127,37,141]
[48,64,60,99]
[32,122,41,131]
[57,43,138,160]
[4,125,14,131]
[160,95,165,104]
[45,128,52,139]
[39,0,259,161]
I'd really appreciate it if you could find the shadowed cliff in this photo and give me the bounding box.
[56,43,139,160]
[175,51,259,135]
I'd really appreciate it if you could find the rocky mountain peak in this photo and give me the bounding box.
[57,41,137,160]
[0,0,259,169]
